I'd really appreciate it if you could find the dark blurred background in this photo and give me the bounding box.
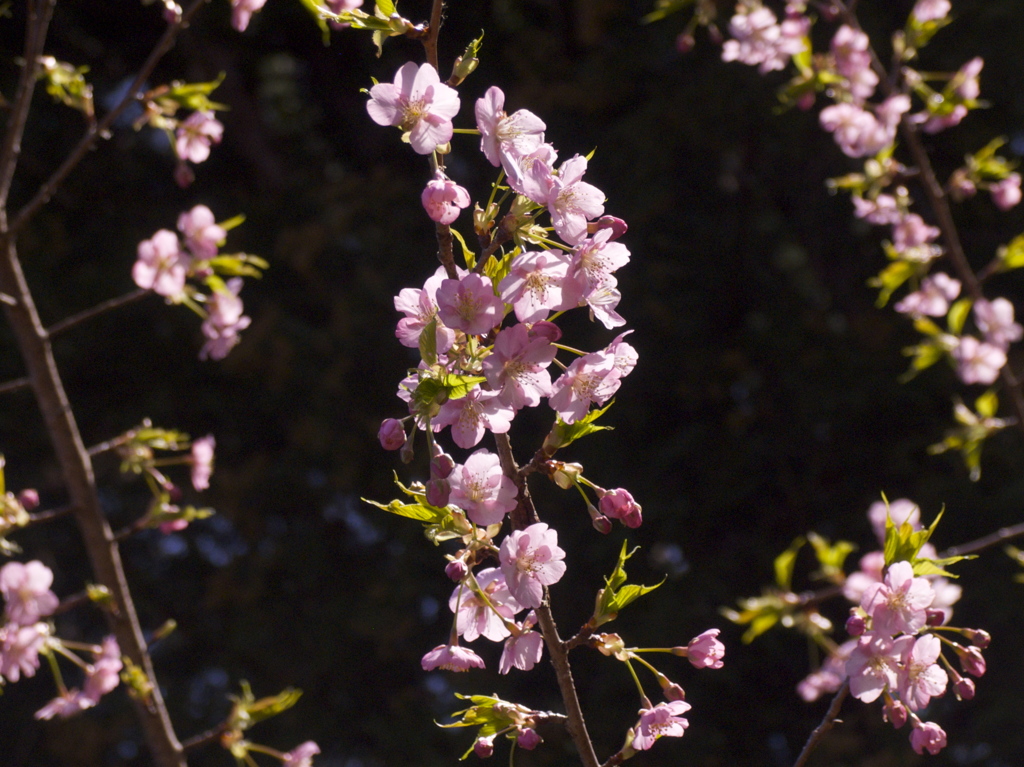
[2,0,1024,765]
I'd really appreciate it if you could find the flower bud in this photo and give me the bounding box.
[528,321,562,343]
[660,679,686,702]
[549,462,583,489]
[925,609,945,627]
[425,478,450,508]
[473,736,494,758]
[430,452,456,480]
[591,513,612,534]
[589,215,628,241]
[517,728,541,750]
[399,433,415,464]
[956,644,986,677]
[676,32,695,53]
[883,698,908,729]
[955,677,976,700]
[845,611,866,637]
[686,628,725,669]
[445,558,469,582]
[17,489,40,511]
[449,54,479,86]
[599,488,642,528]
[965,628,991,649]
[378,418,407,451]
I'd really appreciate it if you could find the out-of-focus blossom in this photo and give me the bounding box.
[133,229,188,299]
[175,110,223,163]
[200,278,251,361]
[190,435,215,491]
[0,560,59,626]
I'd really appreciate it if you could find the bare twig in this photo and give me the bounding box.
[792,679,848,767]
[940,521,1024,558]
[0,377,30,395]
[47,288,151,337]
[181,722,230,751]
[8,0,213,238]
[28,504,74,523]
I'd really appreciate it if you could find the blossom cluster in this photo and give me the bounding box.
[133,204,264,361]
[0,560,123,719]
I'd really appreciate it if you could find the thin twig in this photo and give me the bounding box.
[28,504,74,523]
[940,521,1024,558]
[181,722,229,751]
[47,288,151,337]
[8,0,213,238]
[792,679,848,767]
[0,377,30,395]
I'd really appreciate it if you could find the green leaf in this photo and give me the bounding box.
[998,233,1024,270]
[442,374,486,400]
[641,0,695,24]
[375,0,395,15]
[870,260,917,306]
[362,498,447,523]
[773,537,804,592]
[419,319,438,366]
[947,298,973,335]
[542,401,614,452]
[807,532,856,578]
[743,612,780,644]
[165,73,227,111]
[976,389,999,419]
[296,0,331,42]
[450,228,476,270]
[591,541,663,627]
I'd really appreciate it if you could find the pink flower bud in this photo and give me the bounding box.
[956,644,986,677]
[955,676,976,700]
[425,478,450,508]
[517,728,541,750]
[399,434,415,464]
[445,559,468,582]
[589,215,628,241]
[662,681,686,702]
[473,736,495,758]
[676,32,695,53]
[991,173,1022,211]
[17,489,40,511]
[599,488,642,528]
[686,629,725,669]
[965,628,991,649]
[591,514,612,534]
[529,321,562,343]
[925,609,945,627]
[883,698,908,729]
[430,453,456,480]
[846,612,866,637]
[422,172,472,225]
[378,418,406,451]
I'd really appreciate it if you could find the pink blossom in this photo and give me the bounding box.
[862,561,935,637]
[378,418,406,451]
[0,560,59,626]
[499,523,567,609]
[83,635,122,704]
[896,634,948,711]
[34,689,91,720]
[565,228,631,300]
[421,643,486,672]
[819,103,890,158]
[200,278,251,360]
[685,628,725,669]
[721,5,806,75]
[894,274,961,318]
[831,25,878,101]
[910,721,947,755]
[447,450,518,526]
[499,249,572,323]
[974,298,1023,350]
[549,350,622,424]
[473,736,495,758]
[449,568,520,643]
[475,86,546,173]
[797,640,854,702]
[505,143,558,203]
[913,0,951,23]
[954,57,984,101]
[599,488,642,528]
[190,435,215,491]
[394,268,458,354]
[843,550,886,604]
[867,498,922,544]
[325,0,363,28]
[632,700,691,751]
[436,273,505,336]
[283,742,321,767]
[177,205,226,259]
[852,194,901,225]
[421,171,471,225]
[955,643,986,677]
[175,110,223,163]
[846,632,900,702]
[434,389,514,449]
[991,173,1022,211]
[133,229,188,299]
[366,62,461,155]
[482,323,557,410]
[516,728,542,750]
[547,155,605,245]
[953,336,1007,385]
[500,612,544,674]
[920,104,969,134]
[892,213,940,256]
[0,622,48,682]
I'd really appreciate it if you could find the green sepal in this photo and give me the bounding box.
[773,536,804,592]
[947,298,973,335]
[165,73,227,112]
[228,681,302,732]
[542,401,614,453]
[591,540,664,628]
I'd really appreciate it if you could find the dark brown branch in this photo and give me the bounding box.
[181,722,229,751]
[792,680,848,767]
[47,288,151,338]
[422,0,444,72]
[0,377,30,395]
[8,0,212,238]
[940,521,1024,559]
[28,504,74,524]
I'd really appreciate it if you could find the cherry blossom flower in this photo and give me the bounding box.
[283,742,321,767]
[421,171,471,225]
[721,4,806,74]
[632,700,691,751]
[894,274,961,318]
[421,643,486,672]
[0,622,48,682]
[991,173,1022,211]
[516,728,542,750]
[449,568,521,642]
[549,350,622,423]
[913,0,951,23]
[974,298,1023,350]
[436,273,505,336]
[447,450,518,526]
[952,336,1006,385]
[177,205,225,259]
[921,104,968,134]
[34,689,91,720]
[505,143,558,203]
[500,612,544,674]
[547,155,605,245]
[394,268,458,354]
[910,720,947,755]
[954,57,984,101]
[366,62,460,155]
[819,103,891,158]
[499,249,572,323]
[862,561,935,637]
[852,194,901,225]
[190,435,215,491]
[133,229,188,299]
[83,635,122,704]
[434,389,515,449]
[500,523,567,609]
[599,488,642,528]
[565,228,631,301]
[475,86,546,173]
[685,629,725,669]
[843,550,886,604]
[482,323,557,410]
[867,498,922,544]
[846,632,900,702]
[798,639,854,701]
[378,418,406,451]
[175,110,223,163]
[896,634,948,711]
[0,560,59,626]
[832,25,878,102]
[892,213,940,256]
[200,278,251,360]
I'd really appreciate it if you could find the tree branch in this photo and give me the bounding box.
[0,377,30,395]
[792,680,848,767]
[47,288,151,338]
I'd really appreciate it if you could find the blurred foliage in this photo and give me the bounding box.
[2,1,1024,766]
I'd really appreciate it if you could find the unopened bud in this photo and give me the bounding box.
[449,55,479,86]
[883,698,908,729]
[549,461,583,489]
[965,628,991,649]
[925,609,945,626]
[430,453,456,480]
[400,433,415,464]
[591,513,612,534]
[425,478,450,508]
[517,728,541,750]
[445,558,468,582]
[955,677,976,700]
[660,679,686,702]
[676,32,695,53]
[473,736,494,758]
[17,489,40,511]
[845,612,866,637]
[589,215,628,240]
[956,644,986,677]
[378,418,407,451]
